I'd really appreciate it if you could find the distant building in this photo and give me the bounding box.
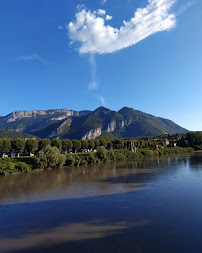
[163,139,169,148]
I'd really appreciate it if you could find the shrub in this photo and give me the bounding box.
[114,152,125,161]
[35,145,66,169]
[97,146,107,161]
[106,151,116,161]
[66,155,75,166]
[74,155,81,166]
[87,153,96,164]
[15,162,30,172]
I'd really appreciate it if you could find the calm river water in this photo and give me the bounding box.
[0,154,202,253]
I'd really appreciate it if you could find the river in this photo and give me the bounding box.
[0,154,202,253]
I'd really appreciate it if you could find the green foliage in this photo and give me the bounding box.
[97,146,107,161]
[81,140,89,150]
[38,139,51,150]
[112,139,125,149]
[0,138,11,156]
[184,132,202,150]
[98,137,107,148]
[88,140,95,151]
[0,161,30,175]
[94,140,100,149]
[72,139,81,153]
[114,152,125,161]
[0,129,37,139]
[65,155,75,166]
[106,151,116,161]
[139,149,158,157]
[25,139,38,154]
[74,155,82,166]
[62,139,73,153]
[11,138,26,156]
[87,153,96,164]
[35,145,66,169]
[51,139,62,150]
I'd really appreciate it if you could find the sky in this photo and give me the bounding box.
[0,0,202,130]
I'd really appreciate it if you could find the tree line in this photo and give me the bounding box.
[177,132,202,150]
[0,136,158,158]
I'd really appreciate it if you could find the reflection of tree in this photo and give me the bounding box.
[189,154,202,170]
[0,155,189,203]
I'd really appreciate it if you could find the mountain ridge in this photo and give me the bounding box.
[0,107,188,139]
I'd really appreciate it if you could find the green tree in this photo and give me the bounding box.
[26,139,38,156]
[98,137,107,148]
[51,139,62,151]
[12,138,26,157]
[35,145,66,169]
[112,139,124,149]
[62,139,73,153]
[94,140,100,149]
[88,140,95,151]
[97,146,107,161]
[38,139,51,151]
[0,138,11,157]
[72,139,81,153]
[81,140,89,151]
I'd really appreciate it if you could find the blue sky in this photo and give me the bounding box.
[0,0,201,130]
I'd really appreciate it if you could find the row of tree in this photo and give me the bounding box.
[0,136,159,157]
[177,132,202,150]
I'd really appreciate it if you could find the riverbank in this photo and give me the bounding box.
[0,147,194,175]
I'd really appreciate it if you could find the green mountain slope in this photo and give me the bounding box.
[0,107,188,139]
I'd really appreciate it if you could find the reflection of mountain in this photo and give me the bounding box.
[0,107,188,139]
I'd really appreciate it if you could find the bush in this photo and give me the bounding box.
[97,146,107,161]
[106,151,116,161]
[74,155,81,166]
[35,145,66,169]
[114,152,125,161]
[0,161,30,175]
[66,155,75,166]
[87,153,96,164]
[15,162,30,172]
[139,149,155,157]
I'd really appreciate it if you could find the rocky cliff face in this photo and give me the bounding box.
[82,128,102,140]
[0,106,188,139]
[2,109,78,123]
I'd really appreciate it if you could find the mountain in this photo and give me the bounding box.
[0,107,188,139]
[0,129,38,139]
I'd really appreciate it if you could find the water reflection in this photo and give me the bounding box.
[0,154,202,253]
[0,156,185,205]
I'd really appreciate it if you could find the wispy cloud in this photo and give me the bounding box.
[98,96,106,106]
[88,54,98,90]
[176,1,196,16]
[58,25,64,30]
[13,54,45,63]
[101,0,107,5]
[68,0,177,55]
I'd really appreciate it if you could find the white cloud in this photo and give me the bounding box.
[106,15,112,20]
[101,0,107,5]
[13,54,45,63]
[97,9,106,16]
[58,25,64,30]
[88,54,98,89]
[76,4,86,11]
[68,0,177,55]
[98,96,105,105]
[176,1,195,15]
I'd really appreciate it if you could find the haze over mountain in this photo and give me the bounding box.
[0,107,188,139]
